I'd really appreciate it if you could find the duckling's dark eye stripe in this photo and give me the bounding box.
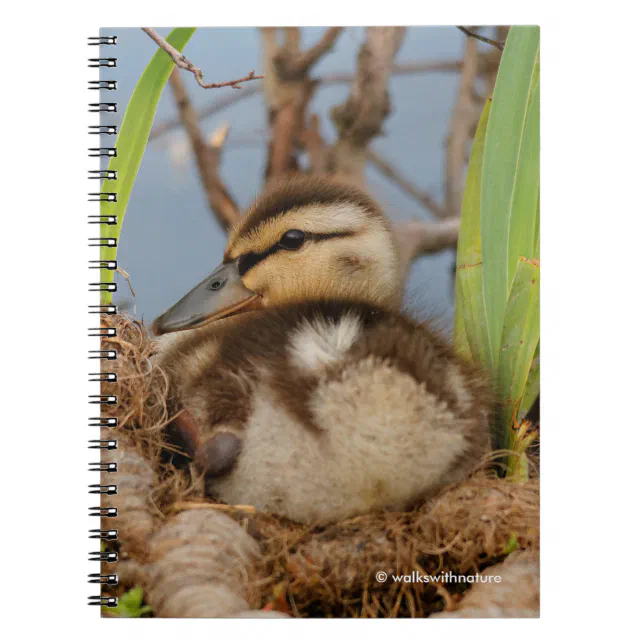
[238,247,274,276]
[309,231,355,242]
[237,231,354,277]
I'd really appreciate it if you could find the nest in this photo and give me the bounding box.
[99,314,540,618]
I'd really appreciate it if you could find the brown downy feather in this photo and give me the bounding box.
[155,300,492,522]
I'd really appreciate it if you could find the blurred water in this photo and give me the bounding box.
[100,27,472,327]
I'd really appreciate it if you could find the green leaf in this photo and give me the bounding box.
[454,100,493,368]
[104,586,153,618]
[455,265,490,368]
[533,194,540,260]
[99,28,196,302]
[453,100,496,372]
[518,341,539,422]
[503,533,519,555]
[508,59,539,280]
[456,100,490,275]
[452,283,471,361]
[498,257,540,447]
[480,26,540,367]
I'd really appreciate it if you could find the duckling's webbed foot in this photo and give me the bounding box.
[163,408,243,484]
[195,431,242,479]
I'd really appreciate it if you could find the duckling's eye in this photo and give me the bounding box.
[279,229,306,250]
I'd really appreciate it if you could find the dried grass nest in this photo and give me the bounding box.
[99,314,540,618]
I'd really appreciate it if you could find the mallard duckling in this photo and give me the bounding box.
[153,176,490,523]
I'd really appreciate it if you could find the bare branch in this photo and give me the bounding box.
[320,58,468,85]
[457,26,505,51]
[261,28,322,182]
[283,27,301,52]
[149,59,464,141]
[261,28,299,180]
[444,36,479,218]
[265,81,317,179]
[394,218,460,274]
[167,69,240,230]
[142,27,264,90]
[260,27,284,114]
[367,149,446,218]
[275,27,343,79]
[299,114,331,174]
[392,59,463,75]
[331,27,407,181]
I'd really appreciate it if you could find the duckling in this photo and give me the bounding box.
[153,176,491,524]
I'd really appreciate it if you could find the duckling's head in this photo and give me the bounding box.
[153,176,400,335]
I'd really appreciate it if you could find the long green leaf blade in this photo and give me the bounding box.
[455,266,490,367]
[452,279,471,361]
[454,100,492,369]
[480,26,540,366]
[519,340,539,422]
[99,28,196,301]
[508,57,540,282]
[498,257,540,447]
[533,196,540,260]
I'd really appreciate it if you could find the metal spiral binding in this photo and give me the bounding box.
[89,80,118,90]
[89,103,118,113]
[89,125,117,135]
[88,215,117,225]
[89,263,118,273]
[89,238,117,248]
[88,34,119,609]
[88,439,118,450]
[89,574,119,585]
[88,146,117,156]
[89,462,118,473]
[89,170,118,179]
[88,58,117,69]
[90,529,118,539]
[89,597,118,608]
[88,36,117,45]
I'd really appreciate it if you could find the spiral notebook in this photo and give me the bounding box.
[89,26,540,618]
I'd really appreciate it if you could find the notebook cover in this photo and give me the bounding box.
[90,26,540,618]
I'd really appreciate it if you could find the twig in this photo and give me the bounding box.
[261,28,298,179]
[300,114,331,174]
[265,88,311,178]
[320,58,468,86]
[394,218,461,274]
[142,27,264,89]
[149,59,464,141]
[116,266,136,297]
[367,148,446,218]
[261,28,323,181]
[171,501,257,514]
[275,27,343,79]
[457,26,505,51]
[331,27,407,181]
[167,68,240,230]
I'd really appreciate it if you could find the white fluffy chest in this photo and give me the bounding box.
[211,359,469,523]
